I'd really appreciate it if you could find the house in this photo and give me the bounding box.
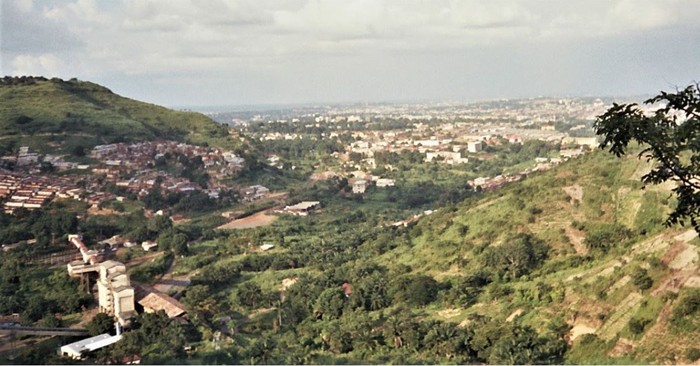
[98,235,124,249]
[352,180,367,194]
[375,178,395,188]
[134,285,187,318]
[283,201,321,216]
[507,135,524,144]
[141,241,158,251]
[467,141,484,153]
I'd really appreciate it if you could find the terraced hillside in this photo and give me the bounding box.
[383,149,700,363]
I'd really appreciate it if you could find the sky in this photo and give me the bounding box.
[2,0,700,108]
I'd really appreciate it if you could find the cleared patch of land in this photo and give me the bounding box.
[563,184,583,203]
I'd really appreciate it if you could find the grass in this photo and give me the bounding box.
[0,77,243,153]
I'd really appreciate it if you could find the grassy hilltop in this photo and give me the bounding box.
[0,76,240,153]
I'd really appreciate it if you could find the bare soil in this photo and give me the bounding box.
[564,225,588,255]
[562,184,583,204]
[217,210,278,230]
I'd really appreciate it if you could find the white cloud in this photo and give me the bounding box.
[3,0,699,105]
[11,53,64,76]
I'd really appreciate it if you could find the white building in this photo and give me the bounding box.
[59,333,122,359]
[352,180,367,194]
[425,151,468,165]
[376,178,395,187]
[467,141,484,153]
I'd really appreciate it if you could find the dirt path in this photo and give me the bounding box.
[564,225,588,255]
[126,251,164,267]
[154,257,191,295]
[569,324,596,342]
[217,209,278,230]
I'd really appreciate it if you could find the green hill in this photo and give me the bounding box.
[0,76,239,154]
[383,149,700,363]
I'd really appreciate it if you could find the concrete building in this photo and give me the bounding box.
[96,261,136,326]
[352,180,367,194]
[467,141,484,153]
[425,151,468,165]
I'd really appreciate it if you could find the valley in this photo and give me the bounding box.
[0,77,699,364]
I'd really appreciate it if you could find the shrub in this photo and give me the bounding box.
[628,317,650,335]
[686,348,700,362]
[671,289,700,328]
[631,267,653,291]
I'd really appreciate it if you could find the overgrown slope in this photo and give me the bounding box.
[386,149,700,363]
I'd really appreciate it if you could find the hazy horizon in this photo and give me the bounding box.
[3,0,699,107]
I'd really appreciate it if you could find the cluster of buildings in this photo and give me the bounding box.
[219,97,612,129]
[91,141,245,186]
[348,172,396,194]
[0,170,80,213]
[0,141,251,215]
[114,170,204,199]
[239,185,270,202]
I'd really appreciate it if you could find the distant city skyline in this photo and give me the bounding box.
[2,0,699,108]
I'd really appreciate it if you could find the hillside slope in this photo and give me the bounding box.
[0,76,239,153]
[385,149,700,363]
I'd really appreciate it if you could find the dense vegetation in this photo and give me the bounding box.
[2,82,700,364]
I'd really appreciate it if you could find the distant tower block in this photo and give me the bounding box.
[96,261,137,326]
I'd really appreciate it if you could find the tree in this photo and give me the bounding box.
[314,287,347,320]
[87,313,115,336]
[595,84,700,232]
[388,274,439,306]
[483,234,549,279]
[630,266,653,291]
[171,233,189,255]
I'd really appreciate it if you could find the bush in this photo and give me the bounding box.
[628,317,650,335]
[671,289,700,328]
[631,267,653,291]
[584,223,633,252]
[686,348,700,362]
[389,274,439,306]
[482,234,549,279]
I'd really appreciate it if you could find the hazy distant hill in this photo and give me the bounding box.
[0,76,239,154]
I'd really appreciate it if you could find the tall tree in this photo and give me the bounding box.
[595,84,700,232]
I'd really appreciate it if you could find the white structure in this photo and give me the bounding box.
[59,332,122,359]
[283,201,321,216]
[352,180,367,194]
[467,141,484,153]
[96,261,136,326]
[141,240,158,251]
[375,178,395,187]
[425,151,468,165]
